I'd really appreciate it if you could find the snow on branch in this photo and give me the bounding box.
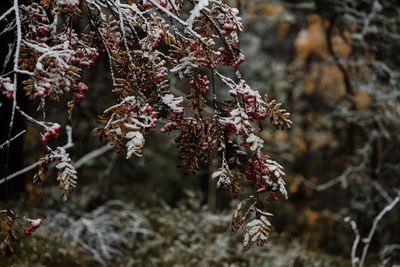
[345,191,400,267]
[0,0,293,250]
[186,0,210,29]
[0,130,25,150]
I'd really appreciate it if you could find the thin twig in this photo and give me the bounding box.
[0,130,26,150]
[359,193,400,267]
[74,145,113,168]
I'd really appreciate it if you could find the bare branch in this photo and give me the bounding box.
[0,130,25,150]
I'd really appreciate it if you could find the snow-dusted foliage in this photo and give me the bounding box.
[186,0,209,29]
[0,208,42,255]
[34,147,78,201]
[0,77,15,99]
[1,0,292,249]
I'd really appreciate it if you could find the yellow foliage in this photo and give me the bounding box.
[276,20,291,40]
[291,14,357,100]
[294,15,328,61]
[262,3,285,17]
[289,175,302,193]
[354,90,371,110]
[294,136,308,154]
[275,131,288,144]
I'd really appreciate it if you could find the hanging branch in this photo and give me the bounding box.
[0,0,292,250]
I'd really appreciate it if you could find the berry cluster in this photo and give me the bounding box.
[222,107,251,135]
[140,28,165,50]
[24,218,42,236]
[69,47,98,68]
[140,103,158,129]
[35,25,53,38]
[21,4,52,40]
[100,21,121,52]
[57,0,80,12]
[224,122,238,136]
[33,77,52,98]
[73,82,89,102]
[215,6,242,36]
[0,77,15,99]
[189,74,210,94]
[188,41,212,68]
[237,82,267,121]
[219,47,245,68]
[119,101,158,130]
[142,0,176,12]
[161,112,182,133]
[245,155,273,190]
[41,123,61,145]
[153,57,169,90]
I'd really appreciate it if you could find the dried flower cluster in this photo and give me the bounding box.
[1,0,292,249]
[34,147,78,201]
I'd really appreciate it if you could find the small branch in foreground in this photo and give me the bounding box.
[0,130,26,150]
[0,144,112,185]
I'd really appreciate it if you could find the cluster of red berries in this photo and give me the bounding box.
[221,23,235,36]
[144,28,164,50]
[122,104,135,116]
[225,122,237,135]
[70,48,98,68]
[242,96,267,122]
[152,29,165,49]
[188,41,211,68]
[229,82,267,122]
[154,71,167,85]
[269,192,279,202]
[189,75,210,94]
[154,60,168,85]
[140,104,158,129]
[245,155,273,190]
[35,25,53,38]
[248,111,267,121]
[100,23,121,51]
[33,77,52,98]
[245,155,282,201]
[23,3,49,22]
[218,47,245,68]
[161,113,182,133]
[24,219,42,236]
[0,77,14,99]
[22,4,52,40]
[57,0,80,12]
[142,0,175,12]
[41,123,61,145]
[74,82,89,102]
[216,6,242,35]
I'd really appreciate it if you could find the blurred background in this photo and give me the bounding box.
[1,0,400,266]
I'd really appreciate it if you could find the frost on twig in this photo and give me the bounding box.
[345,192,400,267]
[0,130,25,150]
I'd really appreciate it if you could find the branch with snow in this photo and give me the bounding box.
[345,191,400,267]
